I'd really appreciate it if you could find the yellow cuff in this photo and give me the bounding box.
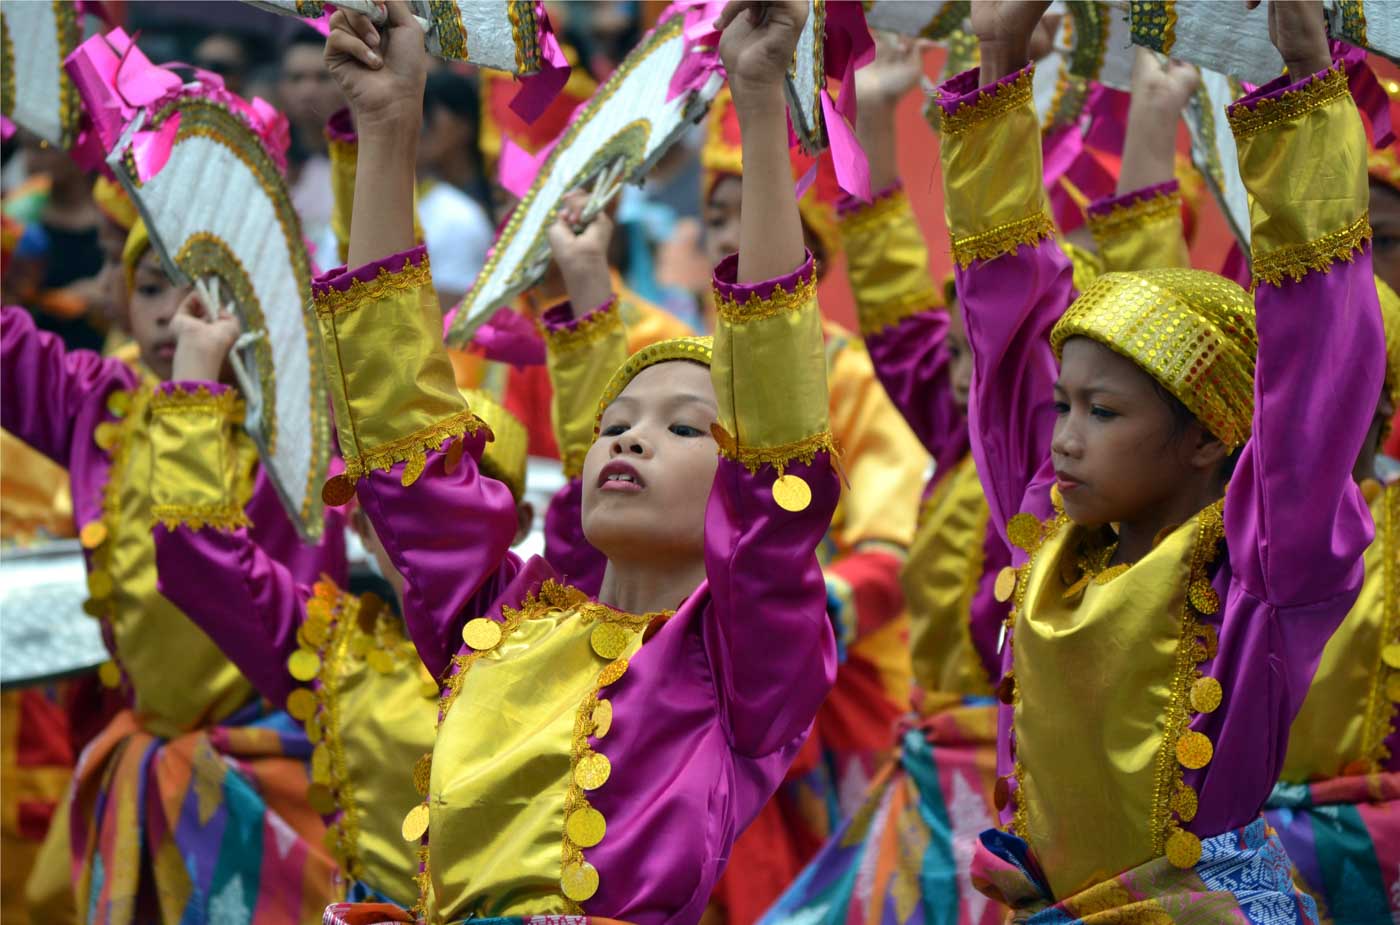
[315,252,485,486]
[1230,65,1371,286]
[712,268,835,473]
[543,302,629,478]
[840,190,942,336]
[939,69,1056,267]
[1087,188,1190,272]
[149,386,250,531]
[328,137,357,268]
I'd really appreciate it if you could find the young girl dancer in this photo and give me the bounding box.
[314,1,838,920]
[940,1,1383,918]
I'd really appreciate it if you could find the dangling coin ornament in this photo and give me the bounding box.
[462,618,503,650]
[401,802,430,841]
[772,474,812,512]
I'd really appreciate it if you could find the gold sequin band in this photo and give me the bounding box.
[717,428,840,477]
[1251,212,1372,288]
[337,407,488,486]
[950,212,1057,269]
[938,68,1034,137]
[1226,64,1350,140]
[593,336,713,434]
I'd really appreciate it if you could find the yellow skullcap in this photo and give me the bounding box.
[594,336,714,434]
[93,176,138,231]
[122,219,151,294]
[1051,269,1258,450]
[460,388,528,502]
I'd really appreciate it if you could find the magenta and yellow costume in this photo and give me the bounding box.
[931,55,1384,921]
[311,242,838,922]
[0,306,347,924]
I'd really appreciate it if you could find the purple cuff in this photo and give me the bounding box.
[1228,59,1344,114]
[838,181,902,217]
[712,250,816,303]
[159,380,231,397]
[934,63,1034,117]
[540,296,618,333]
[311,244,428,296]
[1088,180,1179,218]
[325,107,356,144]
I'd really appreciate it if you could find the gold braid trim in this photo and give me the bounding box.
[149,385,244,420]
[839,188,913,239]
[938,69,1034,137]
[714,274,818,323]
[1227,64,1349,140]
[857,287,943,337]
[342,408,488,484]
[411,844,432,921]
[1086,188,1182,241]
[1360,484,1400,769]
[314,255,434,318]
[951,212,1057,269]
[151,504,251,533]
[541,301,623,354]
[720,429,840,476]
[1252,212,1372,288]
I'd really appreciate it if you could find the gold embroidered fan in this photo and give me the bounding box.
[0,1,95,147]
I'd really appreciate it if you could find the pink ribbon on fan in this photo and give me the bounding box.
[820,0,874,201]
[1334,40,1395,149]
[442,303,547,366]
[509,3,572,124]
[666,1,726,103]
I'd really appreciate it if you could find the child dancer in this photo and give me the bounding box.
[938,1,1383,918]
[315,1,838,920]
[0,217,346,923]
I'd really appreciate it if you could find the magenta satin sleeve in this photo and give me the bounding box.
[864,311,971,476]
[543,478,606,595]
[0,304,134,466]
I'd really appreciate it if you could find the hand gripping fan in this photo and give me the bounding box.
[109,95,331,542]
[0,1,94,146]
[242,0,550,75]
[444,12,719,347]
[1183,67,1252,250]
[1127,1,1399,85]
[784,0,828,153]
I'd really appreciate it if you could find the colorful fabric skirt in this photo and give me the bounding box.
[70,702,338,924]
[758,697,1001,925]
[322,905,635,925]
[972,816,1319,924]
[1264,770,1400,924]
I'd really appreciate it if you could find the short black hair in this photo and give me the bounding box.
[423,70,480,124]
[281,30,326,59]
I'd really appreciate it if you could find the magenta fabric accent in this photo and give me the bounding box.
[508,4,572,124]
[1086,180,1179,219]
[470,306,547,367]
[937,59,1383,865]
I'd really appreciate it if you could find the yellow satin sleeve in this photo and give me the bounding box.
[1229,64,1370,287]
[327,130,426,269]
[938,69,1056,267]
[543,301,630,478]
[711,266,834,472]
[149,386,250,531]
[1087,187,1190,272]
[0,430,73,541]
[315,252,485,484]
[839,189,942,336]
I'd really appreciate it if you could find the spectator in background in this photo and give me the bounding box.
[417,70,494,307]
[192,31,249,95]
[279,32,343,253]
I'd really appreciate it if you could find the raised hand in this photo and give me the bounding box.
[547,190,615,314]
[170,287,241,383]
[717,1,809,102]
[1129,47,1200,115]
[855,32,928,111]
[1246,0,1330,79]
[969,0,1053,85]
[323,0,427,135]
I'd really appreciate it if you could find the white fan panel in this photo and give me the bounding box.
[785,0,824,154]
[139,135,317,523]
[1184,69,1251,249]
[4,3,64,144]
[443,2,533,73]
[1129,1,1282,86]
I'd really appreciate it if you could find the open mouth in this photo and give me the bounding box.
[598,460,645,493]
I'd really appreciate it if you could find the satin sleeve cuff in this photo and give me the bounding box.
[1228,62,1370,287]
[325,109,357,268]
[542,298,629,478]
[1086,181,1190,272]
[838,185,942,335]
[313,246,486,490]
[934,65,1055,268]
[711,252,834,472]
[149,382,249,531]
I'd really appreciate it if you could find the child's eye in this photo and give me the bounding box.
[1090,405,1118,420]
[670,424,703,438]
[601,423,628,437]
[137,284,163,298]
[1053,400,1070,415]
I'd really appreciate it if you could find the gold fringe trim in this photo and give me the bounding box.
[721,429,840,476]
[541,302,624,355]
[150,385,244,420]
[342,409,487,483]
[411,845,431,921]
[1227,64,1349,140]
[1360,484,1399,769]
[151,504,251,533]
[1252,212,1371,287]
[951,212,1057,269]
[938,69,1034,137]
[314,254,434,318]
[857,287,942,337]
[1087,188,1182,242]
[839,188,912,240]
[714,273,818,323]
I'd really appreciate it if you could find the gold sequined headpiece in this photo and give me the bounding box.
[1377,276,1400,413]
[122,218,151,293]
[594,336,714,434]
[1050,269,1258,450]
[94,176,139,232]
[460,388,528,502]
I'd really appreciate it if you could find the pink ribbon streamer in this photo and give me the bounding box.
[497,135,554,199]
[509,4,572,124]
[470,306,547,366]
[667,1,725,102]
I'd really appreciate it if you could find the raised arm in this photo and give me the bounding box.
[1223,7,1383,607]
[317,6,520,678]
[934,0,1073,534]
[0,305,130,466]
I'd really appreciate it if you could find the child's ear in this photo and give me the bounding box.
[1189,426,1229,472]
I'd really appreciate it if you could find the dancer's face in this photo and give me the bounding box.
[947,304,972,413]
[127,250,190,380]
[1051,337,1226,527]
[703,176,743,270]
[582,361,719,563]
